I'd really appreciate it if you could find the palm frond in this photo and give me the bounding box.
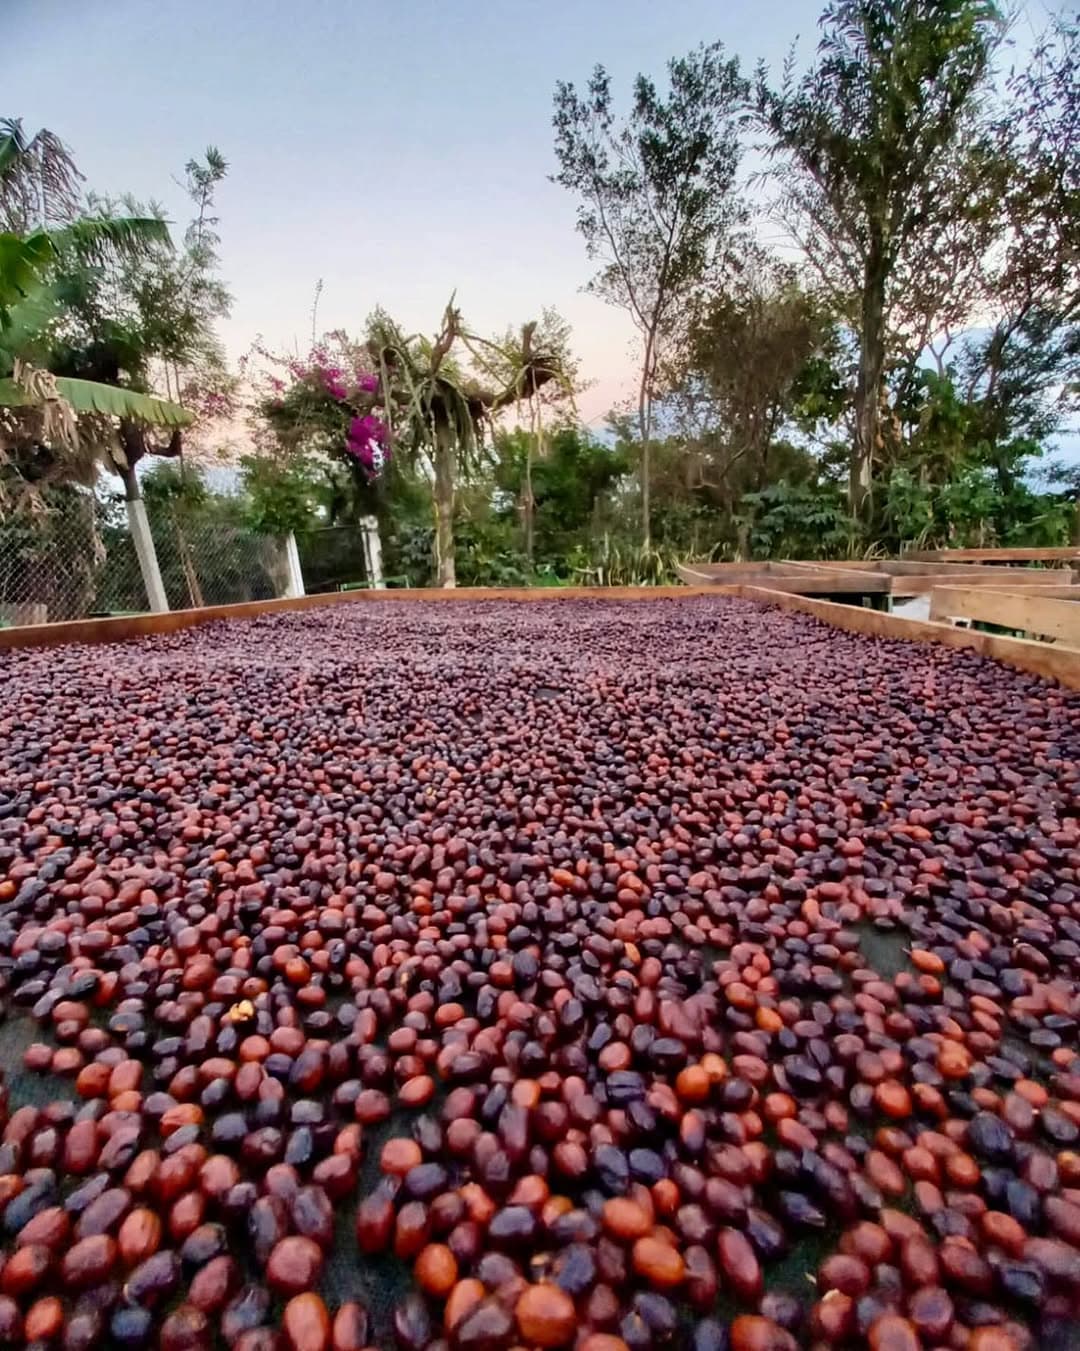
[0,282,59,356]
[0,231,55,319]
[0,374,192,426]
[51,215,172,263]
[0,120,83,231]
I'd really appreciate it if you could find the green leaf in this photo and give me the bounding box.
[0,374,193,426]
[0,283,60,360]
[50,215,172,263]
[0,231,55,317]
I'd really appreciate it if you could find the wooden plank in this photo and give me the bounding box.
[677,562,889,593]
[906,547,1080,563]
[929,587,1080,647]
[738,575,889,595]
[778,560,887,581]
[802,559,999,575]
[739,586,1080,690]
[0,585,741,653]
[887,570,1077,596]
[675,561,776,575]
[781,557,1079,587]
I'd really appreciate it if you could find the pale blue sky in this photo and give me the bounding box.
[3,0,814,422]
[3,0,1074,466]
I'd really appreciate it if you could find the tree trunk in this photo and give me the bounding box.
[523,449,535,565]
[172,510,204,608]
[852,247,887,520]
[523,409,542,567]
[638,368,652,550]
[432,425,457,588]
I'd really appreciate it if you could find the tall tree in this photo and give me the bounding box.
[51,146,234,484]
[673,258,834,509]
[0,117,82,232]
[552,43,748,545]
[370,302,562,586]
[0,123,190,512]
[882,13,1079,500]
[469,308,580,563]
[757,0,1001,518]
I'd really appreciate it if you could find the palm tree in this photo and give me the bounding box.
[0,217,192,501]
[370,300,562,586]
[0,120,192,493]
[0,118,192,493]
[463,309,578,564]
[0,117,83,232]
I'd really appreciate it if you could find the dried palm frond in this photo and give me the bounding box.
[0,119,83,233]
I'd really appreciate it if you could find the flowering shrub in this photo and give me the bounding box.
[246,332,392,484]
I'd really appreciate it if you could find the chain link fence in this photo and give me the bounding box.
[297,525,374,594]
[148,511,291,610]
[0,488,380,628]
[0,488,146,625]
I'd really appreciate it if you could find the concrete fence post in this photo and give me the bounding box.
[283,533,306,599]
[361,516,384,588]
[127,496,169,613]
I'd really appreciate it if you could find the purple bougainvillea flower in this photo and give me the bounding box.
[345,411,392,481]
[348,414,389,446]
[356,372,379,394]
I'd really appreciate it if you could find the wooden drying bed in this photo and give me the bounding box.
[906,546,1080,563]
[738,587,1080,689]
[929,586,1080,648]
[676,561,890,596]
[1,579,1078,689]
[677,558,1079,598]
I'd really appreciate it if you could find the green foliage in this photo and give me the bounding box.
[0,216,170,347]
[736,480,859,560]
[758,0,1003,513]
[454,517,530,588]
[495,426,630,551]
[0,375,192,426]
[382,519,436,589]
[881,464,1073,551]
[672,260,837,503]
[553,43,749,541]
[240,453,324,536]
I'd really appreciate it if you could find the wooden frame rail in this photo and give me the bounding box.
[929,586,1080,647]
[2,582,1078,690]
[740,587,1080,689]
[800,559,1078,594]
[0,585,739,652]
[680,558,1077,598]
[906,547,1080,563]
[677,561,889,594]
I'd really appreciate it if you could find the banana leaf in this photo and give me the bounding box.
[0,375,193,426]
